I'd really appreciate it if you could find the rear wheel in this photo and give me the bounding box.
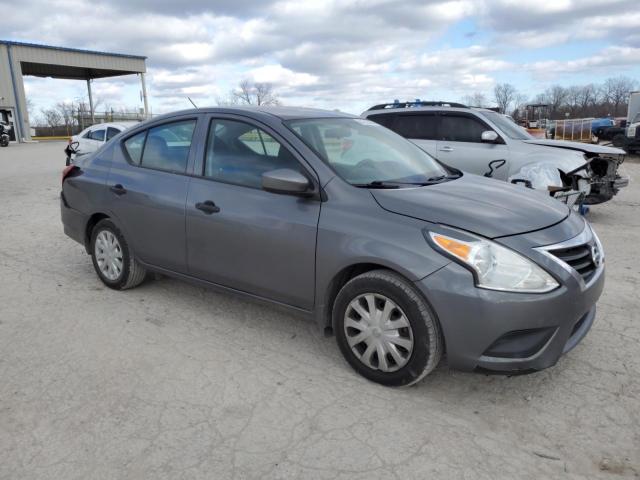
[90,219,146,290]
[333,270,443,387]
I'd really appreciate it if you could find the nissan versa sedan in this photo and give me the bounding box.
[61,107,605,386]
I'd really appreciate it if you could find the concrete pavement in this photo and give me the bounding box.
[0,142,638,479]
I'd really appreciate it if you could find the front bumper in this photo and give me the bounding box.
[415,225,605,373]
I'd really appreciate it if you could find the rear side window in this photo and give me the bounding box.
[141,120,196,173]
[123,131,146,165]
[394,114,438,140]
[440,115,487,143]
[106,127,121,141]
[89,129,105,141]
[368,114,396,130]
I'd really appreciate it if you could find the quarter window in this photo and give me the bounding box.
[204,119,303,189]
[123,131,146,165]
[440,115,488,143]
[140,120,196,173]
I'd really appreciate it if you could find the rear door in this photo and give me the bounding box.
[437,112,510,179]
[185,115,321,309]
[106,117,199,273]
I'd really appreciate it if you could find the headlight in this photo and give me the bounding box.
[627,125,636,138]
[429,231,559,293]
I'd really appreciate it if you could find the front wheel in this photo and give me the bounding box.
[333,270,443,387]
[90,219,147,290]
[612,134,627,149]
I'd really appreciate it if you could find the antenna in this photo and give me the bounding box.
[187,97,198,108]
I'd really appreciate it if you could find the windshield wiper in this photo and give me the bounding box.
[417,173,461,185]
[353,174,460,189]
[352,181,401,189]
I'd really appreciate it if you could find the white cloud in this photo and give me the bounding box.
[527,46,640,79]
[5,0,639,115]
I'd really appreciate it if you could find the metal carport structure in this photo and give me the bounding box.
[0,40,147,142]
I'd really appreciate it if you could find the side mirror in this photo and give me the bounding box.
[262,168,311,196]
[481,130,499,143]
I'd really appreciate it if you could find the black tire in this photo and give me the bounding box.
[612,134,627,148]
[90,219,147,290]
[333,269,443,387]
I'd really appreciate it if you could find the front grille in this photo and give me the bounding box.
[548,244,597,283]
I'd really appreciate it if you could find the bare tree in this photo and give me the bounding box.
[601,76,637,116]
[55,102,76,129]
[493,83,518,114]
[577,84,598,115]
[39,107,63,127]
[219,80,281,107]
[462,92,489,107]
[565,86,582,116]
[510,93,529,120]
[542,85,567,117]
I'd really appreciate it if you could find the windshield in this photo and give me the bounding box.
[481,111,533,140]
[286,118,449,186]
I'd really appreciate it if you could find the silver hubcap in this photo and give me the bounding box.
[95,230,123,281]
[344,293,414,372]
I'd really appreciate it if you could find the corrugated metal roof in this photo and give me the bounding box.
[0,40,147,60]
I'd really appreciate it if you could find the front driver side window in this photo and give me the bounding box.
[204,119,304,189]
[106,127,121,141]
[440,115,488,143]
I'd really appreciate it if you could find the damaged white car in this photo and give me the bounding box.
[362,102,629,207]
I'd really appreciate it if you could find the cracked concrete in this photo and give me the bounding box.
[0,142,638,479]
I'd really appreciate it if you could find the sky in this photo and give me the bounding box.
[2,0,639,117]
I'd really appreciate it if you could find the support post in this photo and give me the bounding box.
[86,78,95,124]
[6,44,25,142]
[140,73,149,119]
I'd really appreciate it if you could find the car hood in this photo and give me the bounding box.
[523,139,625,156]
[370,174,569,238]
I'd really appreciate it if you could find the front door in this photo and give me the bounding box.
[186,116,321,310]
[436,113,510,180]
[106,117,198,273]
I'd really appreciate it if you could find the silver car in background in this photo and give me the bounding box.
[363,102,629,207]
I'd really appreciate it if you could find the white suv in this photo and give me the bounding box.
[362,102,628,205]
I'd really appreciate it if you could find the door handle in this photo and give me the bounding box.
[195,200,220,214]
[439,146,454,152]
[110,184,127,195]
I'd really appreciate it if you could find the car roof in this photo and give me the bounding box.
[149,106,357,122]
[362,106,494,116]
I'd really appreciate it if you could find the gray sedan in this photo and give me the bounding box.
[61,107,604,386]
